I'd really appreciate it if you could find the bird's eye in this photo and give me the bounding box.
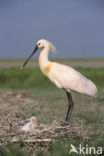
[38,43,40,45]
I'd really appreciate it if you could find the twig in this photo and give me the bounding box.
[12,138,52,143]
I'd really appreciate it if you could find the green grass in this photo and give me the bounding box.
[0,67,104,89]
[0,58,104,61]
[0,67,104,155]
[0,135,104,156]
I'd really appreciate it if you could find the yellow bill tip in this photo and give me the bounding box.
[20,66,24,71]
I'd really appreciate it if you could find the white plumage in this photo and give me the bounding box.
[49,62,97,97]
[21,117,38,132]
[37,39,97,97]
[21,39,97,125]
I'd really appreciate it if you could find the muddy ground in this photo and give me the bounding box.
[0,60,104,68]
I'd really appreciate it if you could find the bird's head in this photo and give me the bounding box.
[37,39,46,49]
[37,39,56,52]
[20,39,56,71]
[30,116,38,126]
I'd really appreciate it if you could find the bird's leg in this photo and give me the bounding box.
[65,91,74,122]
[62,91,74,126]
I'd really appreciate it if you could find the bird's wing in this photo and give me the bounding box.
[21,123,31,131]
[49,62,97,96]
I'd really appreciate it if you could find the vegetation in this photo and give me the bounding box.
[0,58,104,62]
[0,67,104,155]
[0,67,104,89]
[0,142,31,156]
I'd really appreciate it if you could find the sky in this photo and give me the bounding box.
[0,0,104,59]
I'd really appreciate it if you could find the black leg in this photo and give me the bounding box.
[62,91,74,126]
[65,91,74,122]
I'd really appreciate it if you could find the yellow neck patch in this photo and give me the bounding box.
[41,47,44,51]
[43,63,53,76]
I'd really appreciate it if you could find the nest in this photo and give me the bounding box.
[0,119,91,151]
[0,91,92,152]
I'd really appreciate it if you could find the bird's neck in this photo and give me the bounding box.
[39,46,53,76]
[39,46,50,68]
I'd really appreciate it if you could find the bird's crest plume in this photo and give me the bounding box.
[48,41,56,53]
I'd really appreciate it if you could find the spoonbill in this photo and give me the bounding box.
[20,39,97,125]
[21,116,38,132]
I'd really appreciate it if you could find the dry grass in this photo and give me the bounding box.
[0,91,93,153]
[0,66,104,154]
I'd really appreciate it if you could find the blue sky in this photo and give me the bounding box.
[0,0,104,58]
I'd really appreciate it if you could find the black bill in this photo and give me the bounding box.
[20,45,38,71]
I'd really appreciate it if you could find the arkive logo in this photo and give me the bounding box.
[69,144,102,155]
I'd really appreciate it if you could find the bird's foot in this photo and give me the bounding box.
[61,121,69,126]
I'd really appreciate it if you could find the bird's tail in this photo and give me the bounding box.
[86,80,97,97]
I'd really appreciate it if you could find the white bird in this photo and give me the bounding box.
[20,39,97,125]
[21,116,38,132]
